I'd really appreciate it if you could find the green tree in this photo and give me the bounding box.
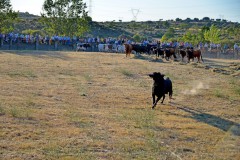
[175,18,182,22]
[202,17,210,21]
[201,26,210,33]
[132,33,142,42]
[184,18,192,22]
[161,34,168,42]
[162,21,170,28]
[129,21,138,32]
[161,27,175,42]
[204,25,221,43]
[181,31,198,45]
[40,0,90,37]
[165,27,175,38]
[233,27,240,42]
[0,0,18,33]
[22,29,44,36]
[179,23,190,30]
[193,18,199,22]
[195,26,210,43]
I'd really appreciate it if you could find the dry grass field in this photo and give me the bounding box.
[0,50,239,160]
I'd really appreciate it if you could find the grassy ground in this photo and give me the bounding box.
[0,50,239,160]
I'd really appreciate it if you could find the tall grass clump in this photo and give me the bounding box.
[9,106,33,119]
[83,73,92,81]
[119,68,134,77]
[213,89,225,98]
[8,70,37,78]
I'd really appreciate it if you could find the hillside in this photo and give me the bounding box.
[14,12,240,42]
[0,50,239,159]
[14,12,44,33]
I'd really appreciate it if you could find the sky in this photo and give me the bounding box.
[11,0,240,22]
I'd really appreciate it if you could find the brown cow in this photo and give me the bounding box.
[124,44,132,57]
[164,48,177,60]
[178,49,187,62]
[186,48,204,63]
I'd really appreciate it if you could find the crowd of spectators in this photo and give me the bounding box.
[0,32,239,53]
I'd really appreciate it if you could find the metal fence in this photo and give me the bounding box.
[0,39,239,60]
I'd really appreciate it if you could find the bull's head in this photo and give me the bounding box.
[149,72,165,80]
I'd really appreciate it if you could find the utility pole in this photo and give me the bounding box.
[130,8,140,21]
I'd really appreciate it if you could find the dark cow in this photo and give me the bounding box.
[76,43,91,51]
[149,72,173,109]
[151,46,165,59]
[132,44,148,54]
[146,44,157,54]
[178,49,187,62]
[164,48,177,60]
[186,48,204,63]
[124,44,132,57]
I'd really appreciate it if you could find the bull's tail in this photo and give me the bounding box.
[166,77,173,100]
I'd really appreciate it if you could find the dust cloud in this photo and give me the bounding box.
[182,81,209,95]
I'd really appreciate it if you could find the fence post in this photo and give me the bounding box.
[35,35,39,50]
[54,40,58,50]
[9,37,12,50]
[0,34,3,47]
[0,38,2,47]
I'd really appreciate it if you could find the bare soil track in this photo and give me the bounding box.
[0,50,239,160]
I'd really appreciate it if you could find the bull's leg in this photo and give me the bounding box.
[152,96,161,109]
[161,95,165,103]
[201,55,204,63]
[169,91,173,99]
[169,90,173,102]
[173,53,177,59]
[152,94,155,109]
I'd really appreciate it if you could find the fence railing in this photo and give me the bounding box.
[0,39,239,60]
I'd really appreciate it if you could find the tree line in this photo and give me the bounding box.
[1,0,240,47]
[0,0,90,37]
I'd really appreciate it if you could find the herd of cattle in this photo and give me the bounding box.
[76,43,204,63]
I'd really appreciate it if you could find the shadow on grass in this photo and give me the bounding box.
[170,103,240,136]
[0,50,72,61]
[133,54,166,63]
